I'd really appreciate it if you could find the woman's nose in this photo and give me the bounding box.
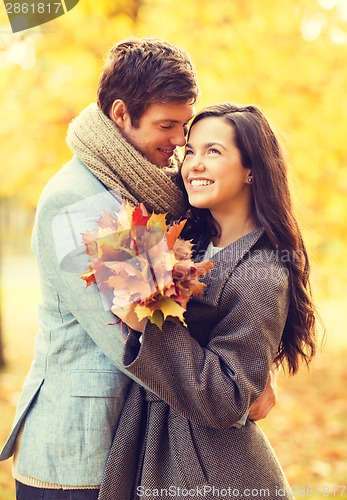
[192,159,205,170]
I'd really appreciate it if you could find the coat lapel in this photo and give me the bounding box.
[198,227,265,306]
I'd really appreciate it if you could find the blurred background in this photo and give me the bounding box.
[0,0,346,498]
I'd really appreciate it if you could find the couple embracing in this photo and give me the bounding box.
[1,37,316,500]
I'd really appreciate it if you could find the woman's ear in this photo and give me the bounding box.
[109,99,128,128]
[246,170,253,184]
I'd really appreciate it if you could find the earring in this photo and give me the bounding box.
[248,177,253,183]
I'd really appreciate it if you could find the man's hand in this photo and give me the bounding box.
[248,364,279,421]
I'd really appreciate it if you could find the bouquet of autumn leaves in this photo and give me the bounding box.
[80,202,214,330]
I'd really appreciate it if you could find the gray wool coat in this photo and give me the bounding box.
[98,228,293,500]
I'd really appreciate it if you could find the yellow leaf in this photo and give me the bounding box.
[148,310,165,330]
[135,298,187,330]
[135,304,153,321]
[147,212,167,232]
[158,297,187,326]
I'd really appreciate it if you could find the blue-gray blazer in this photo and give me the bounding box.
[0,157,143,486]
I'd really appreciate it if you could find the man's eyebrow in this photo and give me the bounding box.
[155,117,194,124]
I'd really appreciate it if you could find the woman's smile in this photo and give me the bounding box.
[188,177,215,188]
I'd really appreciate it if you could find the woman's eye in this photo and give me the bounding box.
[160,125,173,130]
[208,148,220,155]
[184,149,193,156]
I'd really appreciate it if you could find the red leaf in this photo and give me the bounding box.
[132,203,150,227]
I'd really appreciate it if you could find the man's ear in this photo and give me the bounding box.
[110,99,128,128]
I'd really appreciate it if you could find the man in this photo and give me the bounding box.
[0,37,276,499]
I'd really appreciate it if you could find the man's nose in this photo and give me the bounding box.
[170,130,186,147]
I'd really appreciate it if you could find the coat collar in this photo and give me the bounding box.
[198,227,265,306]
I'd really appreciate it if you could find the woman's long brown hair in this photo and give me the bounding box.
[181,103,316,375]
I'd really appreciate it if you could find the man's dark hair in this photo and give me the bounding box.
[97,37,199,127]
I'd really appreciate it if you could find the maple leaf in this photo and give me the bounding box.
[80,268,97,287]
[147,228,166,252]
[135,298,187,329]
[111,288,134,309]
[153,297,187,326]
[97,230,134,261]
[80,201,215,331]
[147,211,167,232]
[81,230,100,258]
[195,259,215,276]
[148,310,166,330]
[81,259,111,288]
[106,259,156,302]
[132,203,150,226]
[134,304,153,321]
[173,259,195,278]
[115,201,134,229]
[165,219,187,250]
[175,279,206,307]
[172,238,194,261]
[81,229,99,245]
[145,237,174,292]
[97,211,119,230]
[161,281,177,299]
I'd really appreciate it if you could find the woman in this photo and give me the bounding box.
[98,103,317,500]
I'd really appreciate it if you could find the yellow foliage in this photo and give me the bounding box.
[0,0,346,296]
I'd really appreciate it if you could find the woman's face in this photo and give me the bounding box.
[181,117,251,216]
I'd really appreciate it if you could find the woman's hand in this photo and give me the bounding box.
[248,363,278,421]
[111,301,147,332]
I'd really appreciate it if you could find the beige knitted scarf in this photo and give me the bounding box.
[66,103,188,219]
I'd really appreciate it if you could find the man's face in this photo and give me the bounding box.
[117,102,195,167]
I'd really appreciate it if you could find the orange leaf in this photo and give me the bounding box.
[195,259,215,276]
[80,268,97,287]
[166,219,187,250]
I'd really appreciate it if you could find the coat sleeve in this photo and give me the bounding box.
[122,255,290,429]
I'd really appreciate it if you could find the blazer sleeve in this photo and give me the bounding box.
[122,255,290,429]
[32,183,145,385]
